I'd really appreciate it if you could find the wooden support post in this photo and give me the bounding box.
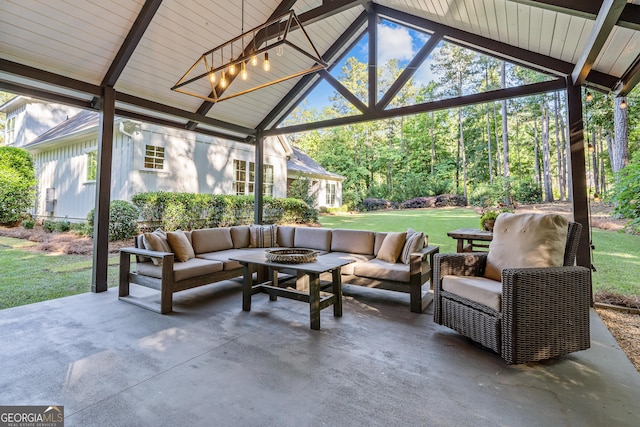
[566,79,593,299]
[92,86,115,293]
[254,130,264,225]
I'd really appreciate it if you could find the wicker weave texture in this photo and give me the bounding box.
[434,222,591,364]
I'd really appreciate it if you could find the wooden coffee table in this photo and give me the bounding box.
[230,251,354,330]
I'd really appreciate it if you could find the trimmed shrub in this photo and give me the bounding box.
[132,192,317,229]
[0,147,37,225]
[22,218,35,229]
[87,200,139,241]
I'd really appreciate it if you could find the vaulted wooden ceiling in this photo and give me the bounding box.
[1,0,639,141]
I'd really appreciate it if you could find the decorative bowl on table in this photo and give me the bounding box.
[264,248,318,264]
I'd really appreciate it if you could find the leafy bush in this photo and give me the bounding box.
[22,218,35,229]
[55,218,71,232]
[0,147,37,225]
[42,220,56,233]
[612,151,640,233]
[512,179,542,204]
[132,192,317,229]
[87,200,140,241]
[287,177,316,208]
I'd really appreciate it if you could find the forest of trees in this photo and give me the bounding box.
[283,42,639,214]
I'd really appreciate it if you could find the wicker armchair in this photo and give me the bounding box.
[433,221,591,364]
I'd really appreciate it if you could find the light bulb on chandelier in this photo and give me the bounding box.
[263,52,270,72]
[241,62,248,80]
[220,71,227,89]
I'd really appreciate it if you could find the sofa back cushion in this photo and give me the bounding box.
[331,229,375,255]
[249,224,278,248]
[277,226,296,248]
[401,229,425,264]
[166,230,196,262]
[142,228,172,266]
[191,228,234,254]
[373,232,387,256]
[294,227,332,251]
[230,226,250,248]
[484,213,568,281]
[376,232,407,263]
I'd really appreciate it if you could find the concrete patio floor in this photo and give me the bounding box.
[1,280,639,427]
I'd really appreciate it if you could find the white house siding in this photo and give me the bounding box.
[129,123,288,198]
[32,129,131,221]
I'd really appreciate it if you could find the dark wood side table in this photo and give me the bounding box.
[447,228,493,253]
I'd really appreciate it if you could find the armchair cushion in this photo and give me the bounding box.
[442,275,502,311]
[484,213,568,281]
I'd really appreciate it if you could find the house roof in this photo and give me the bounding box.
[287,146,345,180]
[26,109,102,148]
[1,1,638,140]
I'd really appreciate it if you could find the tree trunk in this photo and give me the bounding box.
[591,126,599,196]
[554,92,566,200]
[430,112,435,175]
[493,103,502,177]
[501,61,510,205]
[600,129,607,195]
[534,115,542,191]
[612,96,629,176]
[487,105,493,183]
[542,101,554,202]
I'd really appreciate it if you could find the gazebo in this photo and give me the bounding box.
[1,0,639,293]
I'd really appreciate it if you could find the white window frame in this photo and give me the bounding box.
[143,144,165,171]
[326,182,336,206]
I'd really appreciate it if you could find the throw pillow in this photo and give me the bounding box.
[166,230,195,262]
[143,228,172,266]
[249,224,278,248]
[376,231,407,264]
[484,213,568,281]
[401,230,425,264]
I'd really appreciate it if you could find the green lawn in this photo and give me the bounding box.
[1,208,638,310]
[319,208,640,298]
[0,236,120,310]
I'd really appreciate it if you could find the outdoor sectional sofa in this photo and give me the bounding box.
[119,225,438,314]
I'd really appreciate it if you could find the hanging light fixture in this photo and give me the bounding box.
[620,98,628,109]
[171,3,327,104]
[585,91,593,102]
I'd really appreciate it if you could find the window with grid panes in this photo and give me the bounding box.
[234,160,272,196]
[326,183,336,205]
[144,145,165,170]
[86,151,97,181]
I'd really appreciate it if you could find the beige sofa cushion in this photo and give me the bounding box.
[136,258,223,282]
[376,232,406,264]
[442,275,502,311]
[326,252,374,275]
[230,226,250,248]
[373,232,387,256]
[354,259,410,282]
[197,248,262,270]
[277,226,296,248]
[249,224,278,248]
[331,229,375,255]
[143,229,172,266]
[191,228,233,254]
[484,213,568,281]
[294,227,332,251]
[166,230,195,262]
